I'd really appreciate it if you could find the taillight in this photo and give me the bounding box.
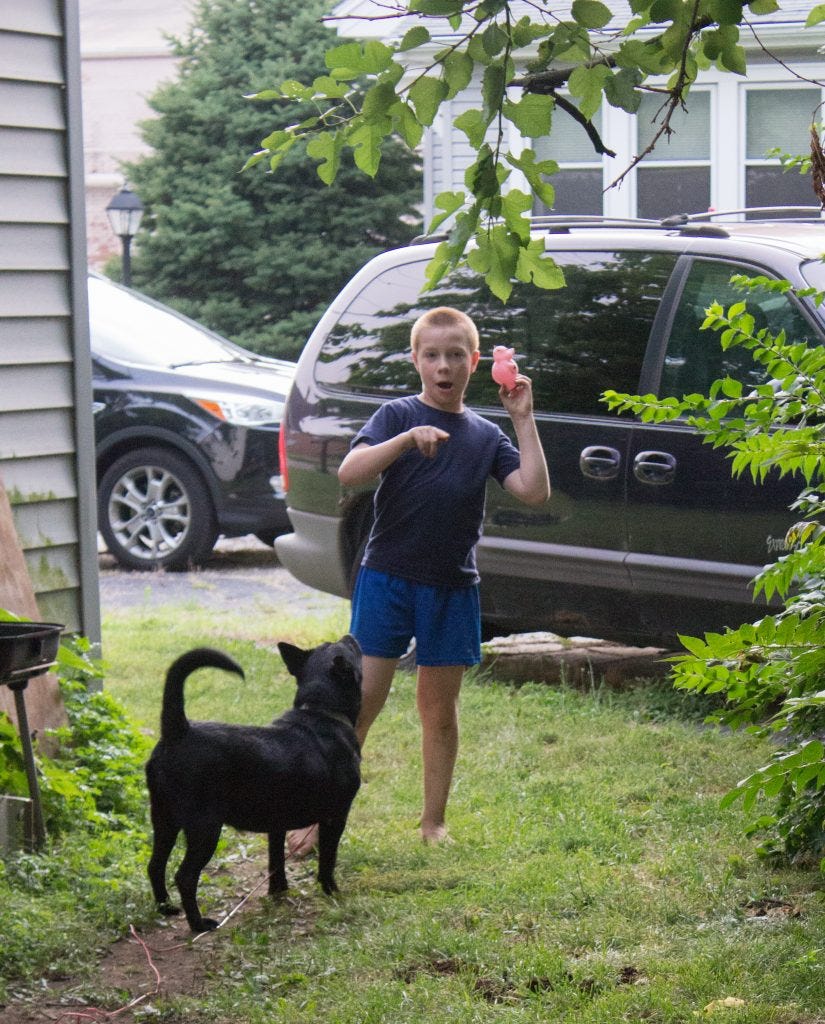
[278,418,289,494]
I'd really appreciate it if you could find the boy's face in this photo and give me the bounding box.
[412,324,480,413]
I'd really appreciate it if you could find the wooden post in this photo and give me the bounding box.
[0,479,66,736]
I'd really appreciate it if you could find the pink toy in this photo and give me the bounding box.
[491,345,518,391]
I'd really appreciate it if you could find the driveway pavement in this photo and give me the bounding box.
[97,535,349,616]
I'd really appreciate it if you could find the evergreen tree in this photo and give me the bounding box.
[124,0,421,359]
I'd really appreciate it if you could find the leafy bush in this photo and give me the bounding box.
[0,623,150,838]
[604,275,825,864]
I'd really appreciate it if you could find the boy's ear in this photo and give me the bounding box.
[470,349,481,372]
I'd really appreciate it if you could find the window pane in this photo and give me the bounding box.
[746,165,818,213]
[318,251,679,416]
[637,166,710,219]
[637,91,710,160]
[746,88,820,159]
[658,258,817,399]
[533,104,603,164]
[532,169,603,215]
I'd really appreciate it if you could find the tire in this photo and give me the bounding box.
[98,447,218,571]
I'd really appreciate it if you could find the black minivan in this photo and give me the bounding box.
[275,212,825,645]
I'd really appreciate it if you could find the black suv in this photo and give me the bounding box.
[275,211,825,645]
[91,274,294,571]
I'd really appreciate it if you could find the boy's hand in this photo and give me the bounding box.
[406,425,450,458]
[499,375,535,419]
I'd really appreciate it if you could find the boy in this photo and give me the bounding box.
[292,306,549,852]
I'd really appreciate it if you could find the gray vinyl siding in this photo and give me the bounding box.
[0,0,100,639]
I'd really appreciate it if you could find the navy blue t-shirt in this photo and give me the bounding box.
[352,396,521,587]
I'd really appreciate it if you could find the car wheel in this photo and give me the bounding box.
[98,447,218,571]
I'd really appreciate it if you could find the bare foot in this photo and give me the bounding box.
[287,824,318,859]
[420,822,453,845]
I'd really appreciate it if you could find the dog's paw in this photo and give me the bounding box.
[190,917,220,933]
[157,901,182,917]
[319,877,339,896]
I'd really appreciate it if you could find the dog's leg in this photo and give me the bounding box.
[316,816,348,895]
[147,813,182,916]
[174,822,223,932]
[267,829,288,894]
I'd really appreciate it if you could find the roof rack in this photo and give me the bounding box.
[409,206,825,245]
[662,206,824,224]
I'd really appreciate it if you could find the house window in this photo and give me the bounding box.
[636,91,711,219]
[745,87,821,214]
[532,103,604,215]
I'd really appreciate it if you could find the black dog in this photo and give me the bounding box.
[145,634,362,932]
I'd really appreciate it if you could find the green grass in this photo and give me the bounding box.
[2,603,825,1022]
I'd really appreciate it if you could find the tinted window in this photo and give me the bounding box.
[659,258,819,398]
[316,250,678,416]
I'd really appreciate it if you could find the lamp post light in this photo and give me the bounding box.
[105,186,144,287]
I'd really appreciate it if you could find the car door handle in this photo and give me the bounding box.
[633,450,676,485]
[579,446,621,480]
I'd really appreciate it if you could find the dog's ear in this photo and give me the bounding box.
[333,654,360,686]
[278,641,309,679]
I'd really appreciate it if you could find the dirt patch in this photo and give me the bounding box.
[1,849,317,1023]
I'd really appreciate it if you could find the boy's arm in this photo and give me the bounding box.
[338,426,450,486]
[500,377,551,506]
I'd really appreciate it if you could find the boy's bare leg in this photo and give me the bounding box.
[416,664,463,844]
[287,655,397,859]
[356,655,399,746]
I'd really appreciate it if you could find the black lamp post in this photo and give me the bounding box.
[105,186,144,287]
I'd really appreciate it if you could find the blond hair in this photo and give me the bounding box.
[410,306,480,353]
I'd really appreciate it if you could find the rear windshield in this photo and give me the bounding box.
[89,277,246,367]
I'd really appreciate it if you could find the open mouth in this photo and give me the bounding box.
[436,381,453,390]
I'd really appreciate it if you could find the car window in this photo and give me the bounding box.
[658,258,819,399]
[316,250,678,416]
[88,277,244,367]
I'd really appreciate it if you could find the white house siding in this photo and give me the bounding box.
[332,2,825,224]
[0,0,100,639]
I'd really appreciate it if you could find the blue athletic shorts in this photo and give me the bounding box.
[350,567,481,666]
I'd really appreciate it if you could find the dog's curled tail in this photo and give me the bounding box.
[161,648,245,741]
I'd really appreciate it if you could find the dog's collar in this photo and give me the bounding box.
[297,704,354,728]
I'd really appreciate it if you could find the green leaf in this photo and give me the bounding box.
[512,16,555,48]
[467,225,520,301]
[428,190,466,233]
[706,0,744,24]
[398,25,431,51]
[748,0,779,11]
[503,93,554,138]
[482,61,509,121]
[393,101,424,150]
[500,188,533,241]
[571,0,613,28]
[567,63,611,120]
[482,22,509,57]
[720,42,747,75]
[361,81,399,124]
[516,240,566,290]
[311,75,351,99]
[306,131,343,185]
[443,50,474,98]
[506,148,557,206]
[409,75,449,126]
[348,122,385,177]
[604,67,643,112]
[325,40,395,78]
[455,107,490,148]
[805,2,825,24]
[410,0,465,13]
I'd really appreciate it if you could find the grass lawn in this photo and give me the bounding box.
[2,600,824,1022]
